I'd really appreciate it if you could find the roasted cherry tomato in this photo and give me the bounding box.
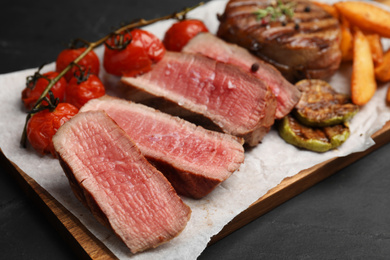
[56,47,100,81]
[27,103,79,156]
[163,19,209,52]
[21,71,67,110]
[103,28,165,77]
[65,71,105,109]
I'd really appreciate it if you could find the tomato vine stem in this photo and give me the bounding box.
[20,2,204,148]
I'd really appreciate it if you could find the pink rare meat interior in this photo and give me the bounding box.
[182,32,301,119]
[81,96,245,198]
[122,51,277,145]
[52,110,191,253]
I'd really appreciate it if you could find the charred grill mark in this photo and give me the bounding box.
[228,13,260,31]
[298,20,339,34]
[228,0,268,10]
[224,2,339,44]
[227,1,337,24]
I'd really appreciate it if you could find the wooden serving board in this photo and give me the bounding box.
[2,120,390,259]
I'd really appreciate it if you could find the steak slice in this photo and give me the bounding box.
[182,32,301,119]
[52,110,191,253]
[121,51,277,146]
[80,96,245,199]
[217,0,342,83]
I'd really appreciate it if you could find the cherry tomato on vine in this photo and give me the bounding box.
[103,28,166,77]
[27,103,79,156]
[56,47,100,81]
[21,71,67,110]
[65,71,105,109]
[163,19,209,52]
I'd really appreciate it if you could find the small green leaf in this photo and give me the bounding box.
[253,1,295,22]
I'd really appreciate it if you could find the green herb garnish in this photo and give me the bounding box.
[254,0,295,22]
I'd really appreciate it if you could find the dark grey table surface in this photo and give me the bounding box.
[1,0,390,259]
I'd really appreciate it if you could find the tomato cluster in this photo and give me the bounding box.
[22,19,209,156]
[22,46,105,156]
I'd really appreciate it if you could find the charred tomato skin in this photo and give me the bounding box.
[65,73,105,109]
[163,19,209,52]
[56,47,100,81]
[21,71,67,111]
[103,28,166,77]
[27,103,79,156]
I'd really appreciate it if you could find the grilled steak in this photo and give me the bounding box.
[81,96,245,199]
[217,0,342,82]
[52,110,191,253]
[121,51,277,146]
[182,32,301,118]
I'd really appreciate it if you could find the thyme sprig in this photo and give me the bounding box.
[20,2,204,148]
[254,0,295,22]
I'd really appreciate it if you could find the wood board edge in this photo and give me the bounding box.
[209,120,390,244]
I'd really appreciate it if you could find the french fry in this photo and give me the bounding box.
[376,0,390,7]
[374,48,390,82]
[365,33,383,65]
[339,16,353,61]
[334,1,390,38]
[387,85,390,106]
[312,2,339,18]
[351,28,376,106]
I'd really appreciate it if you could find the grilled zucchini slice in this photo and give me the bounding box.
[279,115,350,153]
[294,79,359,127]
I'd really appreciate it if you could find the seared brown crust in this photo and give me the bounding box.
[217,0,342,82]
[147,157,222,199]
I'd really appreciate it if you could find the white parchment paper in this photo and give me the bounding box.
[1,0,390,259]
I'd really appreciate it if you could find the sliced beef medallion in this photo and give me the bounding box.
[217,0,342,83]
[80,96,245,199]
[52,110,191,254]
[121,51,277,146]
[182,32,301,119]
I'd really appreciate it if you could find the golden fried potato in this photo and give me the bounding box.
[365,33,383,65]
[375,48,390,82]
[339,16,353,62]
[387,85,390,106]
[351,28,377,106]
[334,1,390,38]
